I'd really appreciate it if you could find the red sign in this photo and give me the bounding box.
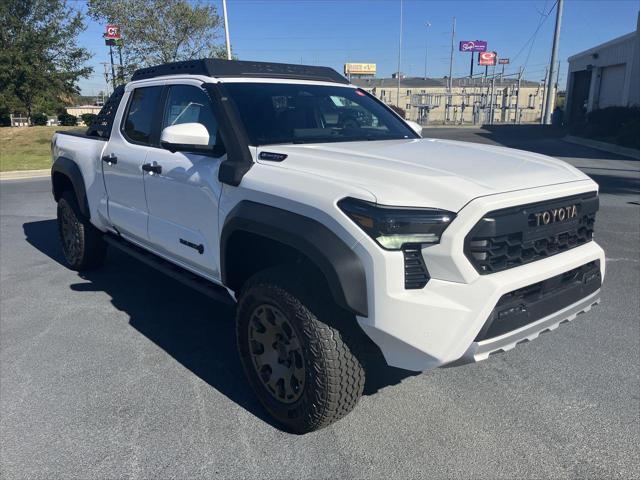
[105,24,121,40]
[498,58,510,65]
[479,51,497,66]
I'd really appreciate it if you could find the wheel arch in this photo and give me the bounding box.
[221,201,368,317]
[51,157,90,219]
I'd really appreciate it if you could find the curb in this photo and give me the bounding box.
[563,135,640,160]
[0,169,50,181]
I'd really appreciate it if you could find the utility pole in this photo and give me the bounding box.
[100,62,111,97]
[396,0,403,108]
[423,22,431,79]
[514,66,522,124]
[448,16,456,92]
[540,66,549,124]
[543,0,563,124]
[222,0,232,60]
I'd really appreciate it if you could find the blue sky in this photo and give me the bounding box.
[77,0,640,95]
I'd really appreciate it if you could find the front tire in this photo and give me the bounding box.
[236,268,365,433]
[57,190,106,271]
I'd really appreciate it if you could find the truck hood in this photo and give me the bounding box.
[256,138,591,211]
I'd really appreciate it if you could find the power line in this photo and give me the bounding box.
[511,0,557,67]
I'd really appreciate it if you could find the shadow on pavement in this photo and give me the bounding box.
[424,125,636,162]
[23,219,416,430]
[423,125,639,196]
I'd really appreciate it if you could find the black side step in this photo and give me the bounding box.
[104,234,235,306]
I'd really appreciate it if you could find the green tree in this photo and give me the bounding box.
[87,0,227,72]
[0,0,92,122]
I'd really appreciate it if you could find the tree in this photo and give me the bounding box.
[0,0,92,121]
[87,0,227,72]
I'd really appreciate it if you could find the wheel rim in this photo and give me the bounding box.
[247,304,306,404]
[60,202,81,264]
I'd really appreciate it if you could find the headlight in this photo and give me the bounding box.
[338,197,455,250]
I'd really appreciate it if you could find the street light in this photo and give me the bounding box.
[424,22,431,79]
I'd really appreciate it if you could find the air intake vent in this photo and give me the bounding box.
[403,247,430,289]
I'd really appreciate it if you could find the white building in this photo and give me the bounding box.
[565,12,640,123]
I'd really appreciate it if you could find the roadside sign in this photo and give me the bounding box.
[105,24,121,40]
[498,58,510,65]
[459,40,487,52]
[344,63,377,75]
[479,51,497,66]
[105,38,123,47]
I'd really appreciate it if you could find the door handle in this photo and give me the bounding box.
[101,154,117,165]
[142,163,162,175]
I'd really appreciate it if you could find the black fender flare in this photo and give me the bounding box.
[51,157,90,219]
[221,201,368,317]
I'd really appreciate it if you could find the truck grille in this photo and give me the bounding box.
[465,192,598,274]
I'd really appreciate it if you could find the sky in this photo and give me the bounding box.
[76,0,640,96]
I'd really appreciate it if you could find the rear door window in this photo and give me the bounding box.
[122,86,163,145]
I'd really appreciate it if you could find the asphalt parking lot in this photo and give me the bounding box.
[1,126,639,479]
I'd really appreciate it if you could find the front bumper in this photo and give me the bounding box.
[354,181,605,372]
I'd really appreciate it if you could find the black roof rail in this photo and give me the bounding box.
[131,59,350,85]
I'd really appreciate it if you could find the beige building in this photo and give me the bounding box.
[351,77,548,125]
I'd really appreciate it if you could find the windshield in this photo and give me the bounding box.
[223,83,418,146]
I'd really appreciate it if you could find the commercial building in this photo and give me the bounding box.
[565,12,640,123]
[351,76,546,125]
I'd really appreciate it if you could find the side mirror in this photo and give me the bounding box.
[405,120,423,137]
[160,123,211,153]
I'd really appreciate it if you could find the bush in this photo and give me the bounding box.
[80,113,97,126]
[387,104,406,119]
[616,119,640,149]
[58,113,77,126]
[32,113,48,126]
[585,106,640,138]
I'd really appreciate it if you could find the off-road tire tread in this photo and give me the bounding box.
[57,190,106,271]
[236,268,365,433]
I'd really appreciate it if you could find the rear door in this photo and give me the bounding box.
[143,81,224,279]
[103,85,163,242]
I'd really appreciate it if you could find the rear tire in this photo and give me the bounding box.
[57,190,106,271]
[236,267,365,433]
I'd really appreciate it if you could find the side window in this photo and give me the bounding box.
[163,85,218,146]
[122,86,162,145]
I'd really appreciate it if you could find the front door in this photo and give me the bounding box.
[143,83,224,279]
[103,85,163,242]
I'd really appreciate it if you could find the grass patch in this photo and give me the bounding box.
[0,126,77,171]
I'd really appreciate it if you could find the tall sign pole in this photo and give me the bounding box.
[222,0,232,60]
[396,0,403,107]
[104,24,121,88]
[448,17,456,92]
[423,22,431,79]
[543,0,564,124]
[108,45,117,90]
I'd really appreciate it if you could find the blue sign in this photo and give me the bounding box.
[459,40,488,52]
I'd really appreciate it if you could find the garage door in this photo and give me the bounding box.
[598,64,626,108]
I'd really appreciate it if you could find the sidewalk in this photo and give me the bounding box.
[563,135,640,160]
[0,169,50,181]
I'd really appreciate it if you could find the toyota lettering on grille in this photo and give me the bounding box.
[531,205,578,226]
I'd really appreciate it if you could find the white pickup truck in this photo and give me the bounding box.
[51,59,604,433]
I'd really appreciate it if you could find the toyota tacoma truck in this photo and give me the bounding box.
[51,59,604,433]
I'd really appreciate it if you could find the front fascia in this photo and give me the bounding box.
[352,179,605,371]
[423,179,601,284]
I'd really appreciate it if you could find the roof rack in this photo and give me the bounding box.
[131,59,350,85]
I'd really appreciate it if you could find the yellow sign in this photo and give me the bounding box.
[344,63,377,75]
